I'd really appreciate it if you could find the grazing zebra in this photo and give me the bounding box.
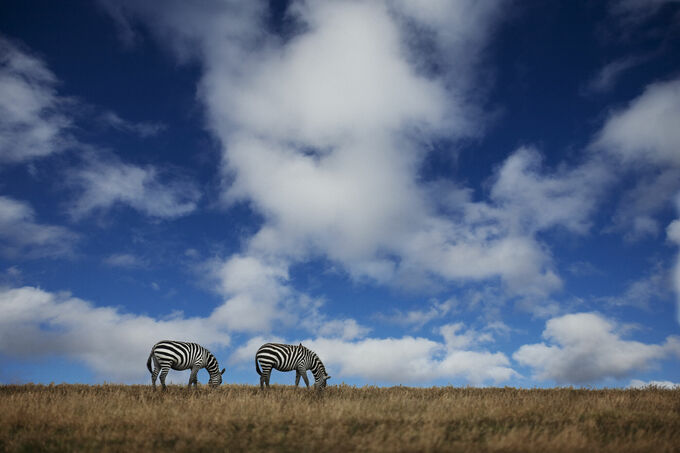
[255,342,331,390]
[146,340,225,390]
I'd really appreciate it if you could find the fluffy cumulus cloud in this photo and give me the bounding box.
[208,254,296,332]
[67,151,201,219]
[303,323,516,385]
[0,36,71,163]
[514,313,680,384]
[0,196,77,258]
[101,0,573,301]
[0,286,231,381]
[208,253,371,337]
[595,78,680,167]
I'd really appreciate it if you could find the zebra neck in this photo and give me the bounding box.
[311,362,326,383]
[205,354,220,376]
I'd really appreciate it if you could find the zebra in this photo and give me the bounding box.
[146,340,225,390]
[255,342,331,390]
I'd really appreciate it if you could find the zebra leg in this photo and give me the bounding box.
[295,371,301,387]
[159,367,170,391]
[189,366,200,388]
[301,370,310,388]
[260,365,272,390]
[151,367,159,389]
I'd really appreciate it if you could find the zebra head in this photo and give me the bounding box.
[209,367,226,387]
[313,373,332,389]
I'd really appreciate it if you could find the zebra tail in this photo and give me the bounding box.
[146,350,153,374]
[255,355,262,376]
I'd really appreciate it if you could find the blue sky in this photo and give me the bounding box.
[1,0,679,388]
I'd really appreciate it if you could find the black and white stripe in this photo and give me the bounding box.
[147,340,225,390]
[255,343,331,389]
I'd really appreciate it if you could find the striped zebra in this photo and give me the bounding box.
[255,342,331,390]
[146,340,225,390]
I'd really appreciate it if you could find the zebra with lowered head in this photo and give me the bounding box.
[255,342,331,390]
[147,340,225,390]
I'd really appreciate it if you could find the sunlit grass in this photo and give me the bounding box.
[1,384,678,452]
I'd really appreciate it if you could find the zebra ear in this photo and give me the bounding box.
[221,368,226,375]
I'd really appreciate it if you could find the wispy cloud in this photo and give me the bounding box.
[0,196,77,259]
[584,55,647,94]
[103,253,148,268]
[599,265,671,309]
[100,111,165,138]
[378,299,457,330]
[67,151,201,219]
[609,0,680,22]
[0,36,71,163]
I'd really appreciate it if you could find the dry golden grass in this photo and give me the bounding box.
[1,384,679,452]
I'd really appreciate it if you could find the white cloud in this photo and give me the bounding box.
[317,318,371,341]
[514,312,680,384]
[590,77,680,239]
[0,196,77,258]
[304,327,516,385]
[584,56,646,94]
[440,323,493,349]
[380,299,457,330]
[600,265,671,309]
[208,254,295,332]
[0,36,71,163]
[610,0,680,20]
[103,253,147,268]
[103,1,643,308]
[67,151,200,219]
[212,2,450,146]
[100,111,165,138]
[490,147,610,235]
[629,379,680,389]
[591,77,680,315]
[207,253,371,338]
[595,78,680,167]
[0,286,231,381]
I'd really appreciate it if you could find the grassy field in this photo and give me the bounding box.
[1,384,679,452]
